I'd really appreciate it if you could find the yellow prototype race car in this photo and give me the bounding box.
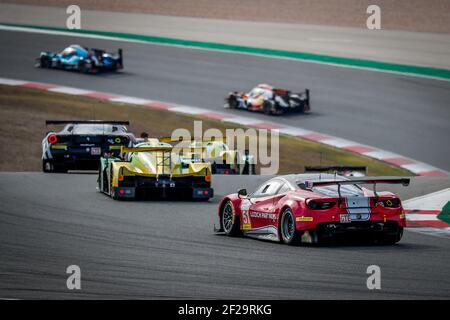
[98,139,213,200]
[161,138,255,175]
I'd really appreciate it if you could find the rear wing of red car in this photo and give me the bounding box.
[305,166,367,175]
[306,178,410,198]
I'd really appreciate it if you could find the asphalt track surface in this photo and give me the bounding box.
[1,29,450,299]
[1,172,450,299]
[0,30,450,171]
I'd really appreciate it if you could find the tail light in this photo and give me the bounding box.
[47,134,58,144]
[376,198,401,208]
[307,200,336,210]
[205,176,211,182]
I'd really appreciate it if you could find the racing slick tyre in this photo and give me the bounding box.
[42,160,67,173]
[78,60,92,74]
[97,170,103,193]
[227,95,239,109]
[54,163,68,173]
[78,60,89,73]
[110,185,119,200]
[380,227,403,245]
[39,56,51,68]
[263,101,273,115]
[42,159,52,172]
[280,208,303,245]
[109,174,119,200]
[221,201,241,236]
[291,98,305,113]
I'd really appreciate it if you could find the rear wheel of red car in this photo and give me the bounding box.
[222,201,241,236]
[280,208,302,245]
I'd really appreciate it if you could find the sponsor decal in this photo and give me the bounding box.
[296,216,314,222]
[50,145,67,150]
[241,210,252,230]
[249,211,276,220]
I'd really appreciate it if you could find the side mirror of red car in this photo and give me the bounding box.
[238,188,248,198]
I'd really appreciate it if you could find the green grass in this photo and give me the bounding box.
[0,85,412,175]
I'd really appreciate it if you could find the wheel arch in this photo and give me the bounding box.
[218,197,232,229]
[278,205,294,234]
[218,197,242,229]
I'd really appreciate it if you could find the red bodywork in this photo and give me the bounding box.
[217,178,407,243]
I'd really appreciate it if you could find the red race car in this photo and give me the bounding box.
[216,174,409,245]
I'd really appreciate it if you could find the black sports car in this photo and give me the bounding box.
[42,120,136,172]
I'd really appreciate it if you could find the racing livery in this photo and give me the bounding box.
[225,84,310,115]
[216,174,409,245]
[98,140,213,200]
[36,44,123,74]
[161,138,255,175]
[42,120,135,172]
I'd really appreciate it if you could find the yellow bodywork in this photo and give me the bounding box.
[111,140,212,187]
[159,138,242,168]
[181,141,239,167]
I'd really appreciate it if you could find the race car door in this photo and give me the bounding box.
[242,179,283,239]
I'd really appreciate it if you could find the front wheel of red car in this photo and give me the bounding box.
[280,208,302,245]
[222,201,241,236]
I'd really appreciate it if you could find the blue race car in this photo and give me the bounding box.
[36,44,123,74]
